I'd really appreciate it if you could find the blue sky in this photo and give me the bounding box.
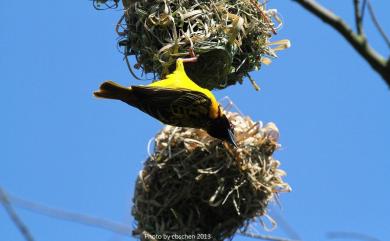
[1,1,389,241]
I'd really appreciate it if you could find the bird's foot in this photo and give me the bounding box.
[181,47,198,63]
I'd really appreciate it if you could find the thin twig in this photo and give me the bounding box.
[327,231,380,241]
[293,0,390,87]
[270,207,301,241]
[360,0,367,21]
[239,231,300,241]
[7,193,133,236]
[353,0,364,36]
[367,0,390,49]
[0,187,35,241]
[5,192,298,241]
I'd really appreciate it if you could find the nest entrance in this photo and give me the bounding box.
[177,49,232,89]
[132,112,290,241]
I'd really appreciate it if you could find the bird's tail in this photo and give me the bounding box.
[94,81,132,101]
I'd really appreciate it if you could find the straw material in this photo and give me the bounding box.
[114,0,289,90]
[132,111,290,241]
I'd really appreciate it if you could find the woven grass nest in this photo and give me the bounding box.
[95,0,289,90]
[132,111,290,241]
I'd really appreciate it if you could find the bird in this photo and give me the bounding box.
[94,58,237,147]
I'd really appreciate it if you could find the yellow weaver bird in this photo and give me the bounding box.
[94,58,237,147]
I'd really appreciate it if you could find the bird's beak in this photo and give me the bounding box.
[227,129,238,148]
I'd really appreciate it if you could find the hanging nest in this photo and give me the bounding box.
[132,111,291,241]
[95,0,290,90]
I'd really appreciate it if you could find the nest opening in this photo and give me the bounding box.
[132,112,290,241]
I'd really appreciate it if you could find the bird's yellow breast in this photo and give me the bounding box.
[148,59,220,119]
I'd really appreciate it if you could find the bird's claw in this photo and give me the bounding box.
[181,47,198,63]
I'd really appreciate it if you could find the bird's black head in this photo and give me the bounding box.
[206,114,237,147]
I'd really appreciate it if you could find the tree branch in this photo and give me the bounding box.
[0,187,35,241]
[292,0,390,88]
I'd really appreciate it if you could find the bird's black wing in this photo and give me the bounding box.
[130,86,211,127]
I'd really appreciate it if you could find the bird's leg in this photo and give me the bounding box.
[181,47,198,63]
